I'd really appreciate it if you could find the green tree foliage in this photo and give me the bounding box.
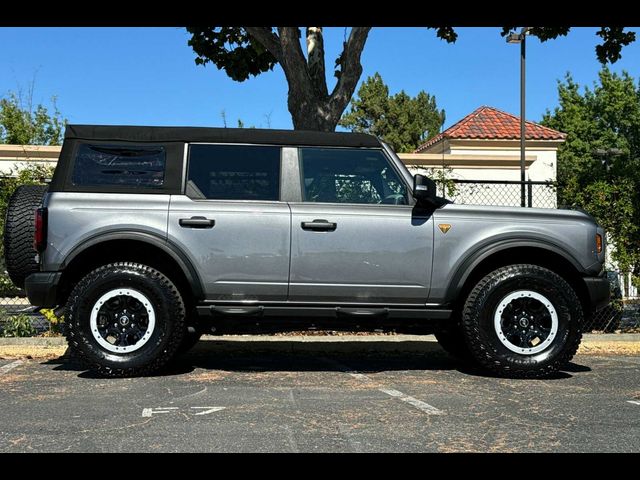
[0,92,66,146]
[541,68,640,275]
[187,27,635,132]
[339,73,444,153]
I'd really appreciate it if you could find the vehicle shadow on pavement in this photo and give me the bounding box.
[44,339,591,380]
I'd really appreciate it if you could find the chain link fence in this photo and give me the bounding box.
[441,179,557,209]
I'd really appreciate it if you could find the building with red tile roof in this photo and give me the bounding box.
[414,106,566,153]
[397,106,567,208]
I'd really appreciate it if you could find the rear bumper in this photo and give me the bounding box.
[583,275,610,311]
[24,272,61,308]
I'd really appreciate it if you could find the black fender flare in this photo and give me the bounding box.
[444,237,586,304]
[60,230,205,299]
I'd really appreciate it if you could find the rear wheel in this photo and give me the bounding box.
[461,264,583,378]
[64,262,185,377]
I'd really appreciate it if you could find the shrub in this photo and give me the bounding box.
[0,273,23,297]
[40,308,64,336]
[1,312,36,337]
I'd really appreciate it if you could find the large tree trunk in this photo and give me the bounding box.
[247,27,371,132]
[288,100,338,131]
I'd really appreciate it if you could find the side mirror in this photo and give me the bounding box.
[413,174,437,204]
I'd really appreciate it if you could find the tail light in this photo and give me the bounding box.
[34,207,47,253]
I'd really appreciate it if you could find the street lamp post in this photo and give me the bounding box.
[507,27,530,207]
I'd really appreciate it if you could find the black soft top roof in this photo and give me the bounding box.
[64,124,381,148]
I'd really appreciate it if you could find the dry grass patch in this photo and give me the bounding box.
[0,345,68,359]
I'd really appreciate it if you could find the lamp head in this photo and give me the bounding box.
[507,33,523,44]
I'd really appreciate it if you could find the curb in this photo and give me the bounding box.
[583,333,640,342]
[0,337,67,346]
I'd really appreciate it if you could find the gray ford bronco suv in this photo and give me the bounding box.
[4,125,610,378]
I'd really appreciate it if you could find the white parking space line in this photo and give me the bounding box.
[142,406,228,417]
[324,359,444,416]
[190,406,226,415]
[627,400,640,406]
[0,360,23,375]
[284,426,299,453]
[142,407,179,417]
[379,388,444,415]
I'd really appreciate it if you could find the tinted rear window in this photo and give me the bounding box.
[72,144,165,187]
[187,145,281,201]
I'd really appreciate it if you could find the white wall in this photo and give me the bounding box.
[0,145,61,176]
[447,146,557,182]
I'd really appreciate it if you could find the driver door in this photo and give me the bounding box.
[288,147,434,305]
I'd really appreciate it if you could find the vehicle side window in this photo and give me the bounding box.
[299,148,408,205]
[72,144,165,187]
[187,145,281,201]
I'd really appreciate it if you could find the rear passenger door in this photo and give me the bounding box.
[288,147,434,305]
[168,144,291,302]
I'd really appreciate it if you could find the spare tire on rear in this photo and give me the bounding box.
[3,185,49,289]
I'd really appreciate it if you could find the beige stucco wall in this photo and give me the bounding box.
[0,145,61,175]
[447,146,557,182]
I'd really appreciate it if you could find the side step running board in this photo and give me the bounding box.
[205,306,264,316]
[336,307,388,318]
[196,305,451,321]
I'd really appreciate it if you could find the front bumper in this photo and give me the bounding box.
[583,275,610,311]
[24,272,61,308]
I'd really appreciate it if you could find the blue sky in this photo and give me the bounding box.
[1,27,639,131]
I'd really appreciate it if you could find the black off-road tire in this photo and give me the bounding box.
[64,262,185,377]
[461,264,583,378]
[3,185,48,289]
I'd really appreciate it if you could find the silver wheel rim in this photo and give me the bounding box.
[89,288,156,353]
[493,290,559,355]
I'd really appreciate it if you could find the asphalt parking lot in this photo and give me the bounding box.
[1,338,639,452]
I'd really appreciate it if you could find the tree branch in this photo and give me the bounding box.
[277,27,309,76]
[329,27,371,115]
[306,27,328,98]
[244,27,283,62]
[277,27,319,129]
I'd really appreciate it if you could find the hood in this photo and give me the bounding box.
[436,203,599,227]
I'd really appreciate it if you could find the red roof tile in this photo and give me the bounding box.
[414,106,566,153]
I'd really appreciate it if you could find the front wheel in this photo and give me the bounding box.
[64,262,186,377]
[461,264,583,378]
